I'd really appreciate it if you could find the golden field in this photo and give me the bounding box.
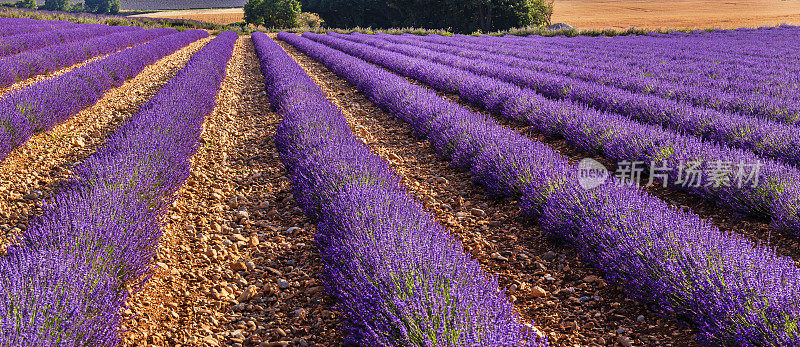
[129,8,244,25]
[552,0,800,30]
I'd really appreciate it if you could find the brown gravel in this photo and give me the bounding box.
[0,37,213,252]
[121,36,340,347]
[276,39,696,346]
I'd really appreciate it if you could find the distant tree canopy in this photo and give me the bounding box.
[43,0,69,11]
[13,0,36,9]
[244,0,302,28]
[300,0,553,33]
[84,0,120,14]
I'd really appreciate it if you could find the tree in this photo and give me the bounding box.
[68,2,84,13]
[84,0,119,14]
[300,0,553,33]
[529,0,553,26]
[14,0,36,9]
[244,0,302,28]
[44,0,69,11]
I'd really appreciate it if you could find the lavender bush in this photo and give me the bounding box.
[303,32,800,234]
[489,29,800,103]
[0,27,175,87]
[252,31,545,347]
[0,24,138,57]
[0,31,237,346]
[280,31,800,345]
[408,31,800,124]
[0,29,208,162]
[360,32,800,167]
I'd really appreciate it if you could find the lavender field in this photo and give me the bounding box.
[0,13,798,347]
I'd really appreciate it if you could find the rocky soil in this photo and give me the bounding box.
[121,37,340,347]
[0,37,212,252]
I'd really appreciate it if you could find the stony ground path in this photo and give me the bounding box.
[0,37,212,252]
[275,38,693,346]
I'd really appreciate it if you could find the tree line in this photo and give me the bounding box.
[9,0,120,14]
[244,0,553,33]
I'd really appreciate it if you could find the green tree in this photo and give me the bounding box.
[44,0,69,11]
[529,0,553,26]
[68,2,84,12]
[301,0,553,33]
[14,0,36,9]
[84,0,119,14]
[109,0,119,14]
[244,0,302,28]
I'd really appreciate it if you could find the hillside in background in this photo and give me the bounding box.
[121,0,245,10]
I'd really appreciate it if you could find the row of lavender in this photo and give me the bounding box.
[349,32,800,169]
[456,29,800,123]
[307,32,800,235]
[428,32,800,123]
[0,18,80,37]
[280,31,800,345]
[513,28,800,100]
[0,27,175,87]
[0,29,208,162]
[252,31,543,347]
[0,31,237,345]
[0,21,138,57]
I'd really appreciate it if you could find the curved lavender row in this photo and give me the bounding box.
[507,29,800,79]
[0,29,209,162]
[280,31,800,346]
[0,24,138,57]
[344,33,800,167]
[0,17,79,26]
[528,29,800,76]
[252,32,542,347]
[0,22,78,37]
[477,32,800,103]
[303,33,800,233]
[0,31,237,346]
[473,33,800,101]
[0,27,176,87]
[395,33,800,124]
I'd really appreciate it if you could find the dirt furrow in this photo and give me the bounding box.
[0,37,213,252]
[121,36,339,347]
[276,39,693,346]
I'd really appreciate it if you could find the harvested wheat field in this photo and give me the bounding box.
[131,8,244,25]
[553,0,800,30]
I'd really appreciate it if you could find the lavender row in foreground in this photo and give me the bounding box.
[252,31,543,347]
[0,31,237,346]
[306,32,800,233]
[281,31,800,345]
[0,29,209,162]
[0,27,176,87]
[351,33,800,167]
